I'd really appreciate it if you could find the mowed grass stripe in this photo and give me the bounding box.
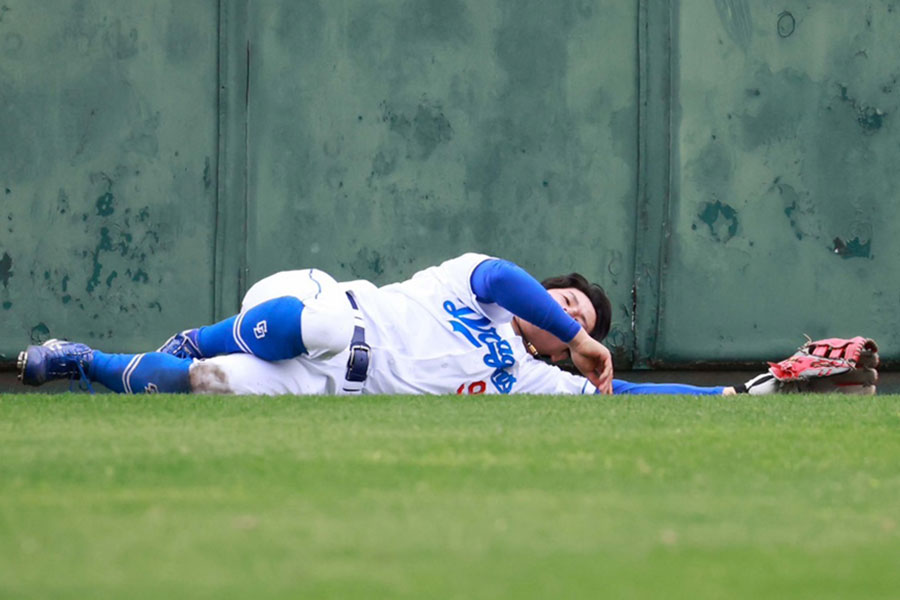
[0,394,898,600]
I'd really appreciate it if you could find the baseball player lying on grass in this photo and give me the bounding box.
[17,254,879,396]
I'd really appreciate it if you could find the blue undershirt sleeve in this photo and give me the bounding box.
[470,259,581,343]
[611,379,725,395]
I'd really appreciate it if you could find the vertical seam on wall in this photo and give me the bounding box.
[633,0,649,366]
[652,0,674,363]
[632,0,672,367]
[213,0,225,321]
[240,32,251,305]
[213,0,250,320]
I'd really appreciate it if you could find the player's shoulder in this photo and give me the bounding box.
[431,252,496,278]
[429,252,493,267]
[392,253,494,286]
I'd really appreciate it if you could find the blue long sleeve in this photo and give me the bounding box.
[611,379,725,395]
[470,259,581,342]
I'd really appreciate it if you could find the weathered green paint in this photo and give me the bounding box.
[657,0,900,363]
[1,0,898,367]
[243,0,638,361]
[0,0,219,356]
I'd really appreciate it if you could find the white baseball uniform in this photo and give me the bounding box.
[194,253,599,396]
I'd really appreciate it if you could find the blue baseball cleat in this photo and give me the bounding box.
[18,339,95,388]
[157,329,203,359]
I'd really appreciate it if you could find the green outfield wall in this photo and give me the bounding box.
[1,0,897,367]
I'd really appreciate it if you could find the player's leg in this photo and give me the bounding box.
[189,353,335,395]
[612,379,728,395]
[18,340,191,393]
[18,339,333,395]
[160,269,353,362]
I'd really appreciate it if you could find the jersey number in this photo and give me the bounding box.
[456,381,486,395]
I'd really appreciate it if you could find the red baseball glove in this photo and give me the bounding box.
[741,337,879,395]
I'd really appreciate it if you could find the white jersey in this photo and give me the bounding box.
[344,253,597,395]
[202,253,599,396]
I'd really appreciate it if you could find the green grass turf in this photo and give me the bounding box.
[0,394,898,599]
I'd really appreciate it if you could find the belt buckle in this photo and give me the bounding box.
[346,343,370,382]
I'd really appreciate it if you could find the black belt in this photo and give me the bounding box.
[342,291,370,393]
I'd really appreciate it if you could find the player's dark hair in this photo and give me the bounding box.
[541,273,612,343]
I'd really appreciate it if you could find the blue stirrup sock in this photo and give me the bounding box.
[89,351,192,394]
[196,296,308,360]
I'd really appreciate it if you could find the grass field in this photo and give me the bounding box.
[1,393,898,599]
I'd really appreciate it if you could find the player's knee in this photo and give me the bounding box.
[240,296,307,361]
[301,290,355,359]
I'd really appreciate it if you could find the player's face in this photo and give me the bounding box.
[524,287,597,362]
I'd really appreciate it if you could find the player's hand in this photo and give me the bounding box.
[568,329,613,394]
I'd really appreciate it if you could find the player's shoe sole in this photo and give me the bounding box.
[16,349,28,382]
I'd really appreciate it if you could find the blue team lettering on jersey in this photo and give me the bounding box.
[443,300,517,393]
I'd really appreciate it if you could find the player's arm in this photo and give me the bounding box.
[611,379,730,395]
[470,259,612,393]
[513,354,625,395]
[514,356,730,395]
[565,329,613,393]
